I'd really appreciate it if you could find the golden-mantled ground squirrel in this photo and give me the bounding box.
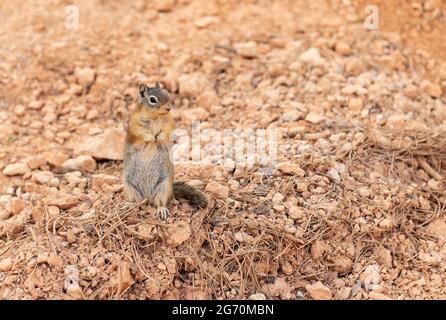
[123,82,208,219]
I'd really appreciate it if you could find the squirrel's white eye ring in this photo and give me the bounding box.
[148,95,159,105]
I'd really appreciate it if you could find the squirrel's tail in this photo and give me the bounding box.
[173,181,208,208]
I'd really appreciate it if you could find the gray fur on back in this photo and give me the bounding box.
[123,142,173,201]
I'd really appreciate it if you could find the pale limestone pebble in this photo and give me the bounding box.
[261,277,292,299]
[29,206,44,221]
[74,66,96,87]
[420,79,442,98]
[359,265,381,289]
[427,218,446,239]
[272,192,284,204]
[5,198,25,216]
[281,261,294,275]
[194,15,219,28]
[377,246,393,268]
[2,162,30,176]
[248,293,266,300]
[62,155,97,173]
[0,210,29,236]
[88,127,102,135]
[0,209,10,220]
[234,231,250,243]
[47,253,64,267]
[234,41,259,58]
[327,167,341,183]
[108,262,135,293]
[26,156,47,170]
[32,171,54,185]
[165,221,191,247]
[28,100,44,110]
[45,193,79,210]
[181,107,209,122]
[205,181,229,199]
[331,256,353,273]
[178,73,209,97]
[154,0,175,12]
[75,127,126,160]
[0,257,13,272]
[335,41,352,56]
[276,162,305,176]
[299,48,324,65]
[282,110,303,122]
[418,251,442,265]
[368,291,392,300]
[47,206,61,217]
[305,281,332,300]
[334,287,352,300]
[305,111,324,124]
[310,240,327,259]
[288,206,303,219]
[43,151,69,167]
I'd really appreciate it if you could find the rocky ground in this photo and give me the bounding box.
[1,0,446,300]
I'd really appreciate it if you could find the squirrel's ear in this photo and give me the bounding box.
[138,82,147,97]
[155,81,161,89]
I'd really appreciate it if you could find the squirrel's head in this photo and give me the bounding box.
[138,81,171,113]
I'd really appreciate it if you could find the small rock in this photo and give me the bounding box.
[165,221,191,247]
[299,48,322,64]
[420,79,442,98]
[334,287,352,300]
[310,240,327,259]
[5,198,24,215]
[44,151,69,167]
[305,281,332,300]
[331,256,353,273]
[419,251,442,265]
[26,156,47,169]
[272,193,284,204]
[74,67,96,87]
[2,162,30,176]
[234,42,259,59]
[377,247,392,268]
[262,277,292,299]
[335,41,352,56]
[327,167,341,183]
[62,155,96,173]
[46,194,78,210]
[28,100,44,110]
[0,209,10,220]
[179,73,209,97]
[75,127,126,160]
[305,112,324,124]
[288,206,304,219]
[359,265,381,288]
[427,218,446,239]
[181,107,209,122]
[32,171,54,185]
[205,181,229,199]
[47,253,64,267]
[276,162,305,176]
[248,293,266,300]
[91,174,120,189]
[194,15,218,28]
[368,291,391,300]
[155,0,174,12]
[282,110,302,122]
[0,257,13,272]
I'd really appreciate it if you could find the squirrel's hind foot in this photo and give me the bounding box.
[156,206,169,220]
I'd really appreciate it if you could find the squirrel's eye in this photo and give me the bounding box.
[148,95,158,105]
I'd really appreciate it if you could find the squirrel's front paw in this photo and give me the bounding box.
[143,133,155,142]
[155,132,166,141]
[156,207,169,220]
